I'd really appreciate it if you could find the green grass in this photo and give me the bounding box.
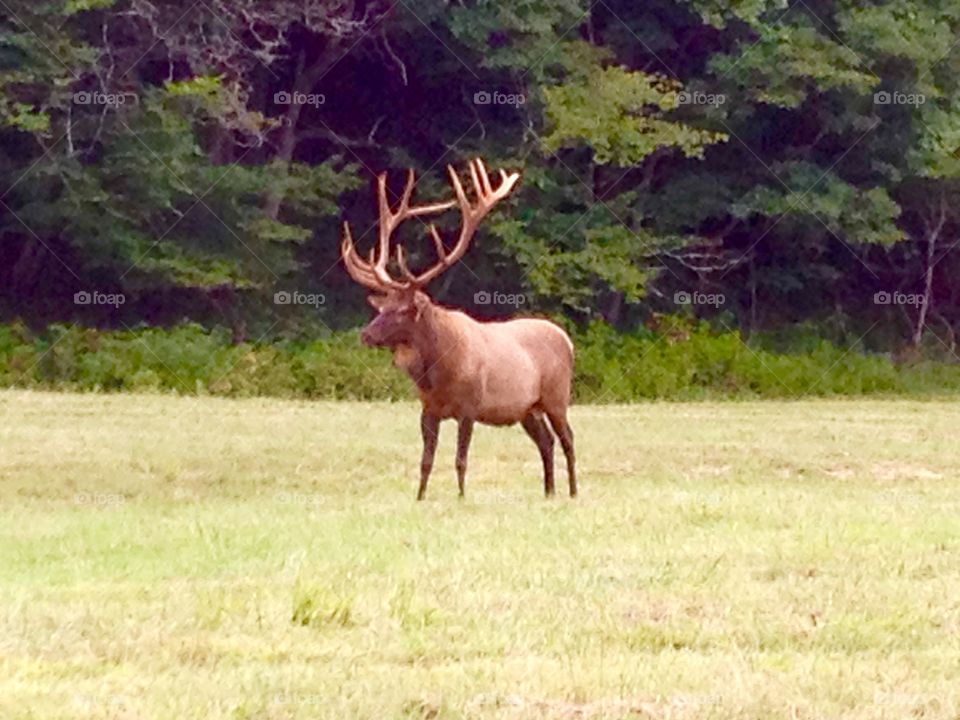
[1,390,959,719]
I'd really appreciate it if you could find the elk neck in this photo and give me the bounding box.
[405,300,464,390]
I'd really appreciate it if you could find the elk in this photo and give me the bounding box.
[341,158,576,500]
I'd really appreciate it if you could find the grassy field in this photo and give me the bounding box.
[1,390,959,719]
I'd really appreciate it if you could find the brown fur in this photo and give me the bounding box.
[409,302,573,425]
[340,158,576,499]
[362,289,577,499]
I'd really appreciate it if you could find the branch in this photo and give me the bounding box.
[381,29,408,86]
[658,249,751,274]
[293,126,381,148]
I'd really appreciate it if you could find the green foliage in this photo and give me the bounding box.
[732,163,904,245]
[5,0,960,358]
[3,322,960,402]
[710,21,877,108]
[543,63,727,164]
[0,2,358,324]
[690,0,789,27]
[908,101,960,178]
[448,0,590,72]
[838,2,960,78]
[573,320,960,401]
[64,0,117,12]
[0,323,412,400]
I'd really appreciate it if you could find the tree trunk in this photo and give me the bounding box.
[263,49,340,221]
[912,196,947,348]
[603,291,623,326]
[209,286,247,346]
[10,238,43,296]
[743,251,757,340]
[264,53,308,221]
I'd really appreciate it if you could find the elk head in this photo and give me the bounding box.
[341,158,520,348]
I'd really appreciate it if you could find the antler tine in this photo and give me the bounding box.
[474,158,494,197]
[340,159,520,292]
[341,222,391,291]
[407,158,521,288]
[376,172,391,224]
[395,245,417,283]
[366,171,417,289]
[398,169,416,212]
[427,224,446,260]
[375,172,394,272]
[447,164,470,210]
[368,168,457,288]
[397,224,447,283]
[468,160,483,205]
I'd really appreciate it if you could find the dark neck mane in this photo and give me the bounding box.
[406,303,460,390]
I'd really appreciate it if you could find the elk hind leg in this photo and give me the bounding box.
[456,419,474,498]
[547,411,577,497]
[521,412,555,497]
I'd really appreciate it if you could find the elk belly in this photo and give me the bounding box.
[476,360,541,425]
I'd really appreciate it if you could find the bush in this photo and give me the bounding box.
[571,320,960,401]
[1,320,960,401]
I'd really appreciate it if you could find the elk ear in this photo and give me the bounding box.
[367,295,388,311]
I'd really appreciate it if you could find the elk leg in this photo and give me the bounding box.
[456,419,474,498]
[521,412,555,497]
[418,412,440,501]
[547,413,577,497]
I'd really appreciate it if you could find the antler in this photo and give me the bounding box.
[341,158,521,292]
[341,169,456,291]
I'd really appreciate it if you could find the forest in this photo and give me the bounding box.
[2,0,960,398]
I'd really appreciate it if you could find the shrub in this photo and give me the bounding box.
[1,320,960,401]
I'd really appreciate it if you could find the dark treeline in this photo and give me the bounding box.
[1,0,959,358]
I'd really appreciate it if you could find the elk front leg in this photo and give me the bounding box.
[418,412,440,501]
[456,419,474,498]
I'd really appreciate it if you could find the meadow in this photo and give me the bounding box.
[1,390,959,719]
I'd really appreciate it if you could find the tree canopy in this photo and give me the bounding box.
[2,0,959,352]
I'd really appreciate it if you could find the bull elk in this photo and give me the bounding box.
[341,158,577,500]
